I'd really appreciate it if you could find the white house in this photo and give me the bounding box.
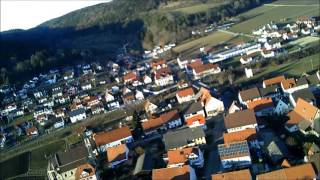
[144,100,158,114]
[93,126,133,153]
[238,87,261,106]
[69,108,86,123]
[224,109,258,133]
[261,49,275,58]
[81,83,92,91]
[192,63,221,80]
[154,68,174,87]
[245,68,254,78]
[176,87,195,104]
[218,141,252,169]
[143,75,152,84]
[135,90,144,100]
[196,88,224,117]
[105,91,115,102]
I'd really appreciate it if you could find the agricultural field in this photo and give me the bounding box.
[289,36,320,46]
[160,0,227,14]
[172,31,235,55]
[237,53,320,84]
[230,0,320,34]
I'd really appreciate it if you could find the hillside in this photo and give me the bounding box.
[0,0,270,85]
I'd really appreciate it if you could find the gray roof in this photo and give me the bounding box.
[306,74,320,86]
[183,102,203,115]
[54,143,89,172]
[295,77,308,86]
[163,127,205,150]
[292,89,316,104]
[259,85,279,97]
[68,108,86,117]
[133,153,153,175]
[239,87,261,102]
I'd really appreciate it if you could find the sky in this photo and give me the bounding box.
[1,0,111,32]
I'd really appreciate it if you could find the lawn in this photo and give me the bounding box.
[30,140,66,170]
[160,0,227,14]
[0,152,30,179]
[230,0,320,34]
[237,53,320,84]
[172,31,235,54]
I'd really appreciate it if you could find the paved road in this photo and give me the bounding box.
[217,29,254,38]
[204,115,225,179]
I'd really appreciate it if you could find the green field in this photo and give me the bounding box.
[173,31,235,54]
[160,0,227,14]
[237,53,320,84]
[0,152,30,179]
[30,140,66,169]
[289,36,320,46]
[230,0,320,34]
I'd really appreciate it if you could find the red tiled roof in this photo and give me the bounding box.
[294,98,318,121]
[223,128,257,144]
[142,110,179,131]
[155,67,172,80]
[281,78,296,90]
[247,98,274,112]
[186,114,205,126]
[106,144,127,163]
[263,75,286,87]
[256,163,316,180]
[94,126,131,146]
[193,63,219,74]
[75,163,96,180]
[152,165,191,180]
[167,147,198,165]
[211,169,251,180]
[123,71,137,82]
[151,59,166,68]
[177,87,195,98]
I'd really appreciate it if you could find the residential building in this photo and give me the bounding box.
[93,126,133,153]
[144,100,158,114]
[224,109,258,133]
[281,77,309,94]
[47,143,89,180]
[105,91,115,102]
[123,71,137,84]
[218,140,251,169]
[152,165,197,180]
[75,163,98,180]
[166,147,204,168]
[238,87,261,105]
[192,63,221,79]
[185,114,206,129]
[143,75,152,84]
[247,98,274,117]
[183,102,205,120]
[256,163,316,180]
[290,88,316,107]
[106,144,129,168]
[196,87,224,117]
[142,110,182,135]
[223,128,258,147]
[69,108,86,123]
[274,99,291,115]
[154,67,174,87]
[211,169,252,180]
[285,98,319,133]
[163,127,206,150]
[176,87,195,104]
